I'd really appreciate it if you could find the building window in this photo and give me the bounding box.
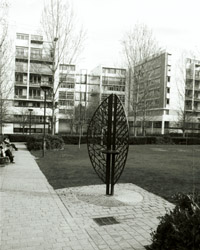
[31,35,43,42]
[66,92,74,100]
[31,48,42,59]
[60,82,74,88]
[108,68,116,74]
[166,99,170,104]
[76,92,85,101]
[106,86,125,91]
[60,64,75,71]
[103,68,117,74]
[165,121,169,128]
[15,62,28,72]
[167,76,171,82]
[167,87,170,93]
[16,33,29,40]
[154,121,162,128]
[33,102,40,107]
[59,108,73,114]
[29,89,41,98]
[16,47,28,57]
[30,74,41,84]
[59,100,74,107]
[59,91,66,99]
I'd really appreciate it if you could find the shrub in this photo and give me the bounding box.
[27,134,64,151]
[147,192,200,250]
[45,134,64,150]
[61,135,87,144]
[155,135,174,145]
[6,134,29,142]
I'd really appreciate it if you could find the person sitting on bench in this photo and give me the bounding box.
[0,142,15,163]
[3,137,18,151]
[0,143,6,157]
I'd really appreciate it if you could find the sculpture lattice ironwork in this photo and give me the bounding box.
[87,94,129,195]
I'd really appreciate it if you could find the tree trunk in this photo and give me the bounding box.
[51,96,55,135]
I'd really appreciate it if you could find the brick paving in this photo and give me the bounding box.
[0,143,174,250]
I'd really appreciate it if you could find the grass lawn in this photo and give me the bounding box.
[32,144,200,203]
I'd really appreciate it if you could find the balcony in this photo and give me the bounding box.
[30,54,53,62]
[186,73,194,79]
[185,96,193,101]
[193,108,200,112]
[29,95,41,100]
[15,95,27,99]
[30,35,43,44]
[15,53,28,60]
[15,81,27,86]
[15,66,28,73]
[29,82,40,87]
[185,107,193,111]
[29,67,52,76]
[185,84,193,90]
[194,86,200,91]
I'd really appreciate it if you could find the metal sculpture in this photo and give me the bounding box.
[87,94,129,195]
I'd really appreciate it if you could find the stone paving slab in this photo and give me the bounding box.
[56,184,174,250]
[0,143,175,250]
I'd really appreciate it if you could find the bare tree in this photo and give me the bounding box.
[0,0,13,137]
[121,23,160,136]
[14,109,30,134]
[40,0,85,135]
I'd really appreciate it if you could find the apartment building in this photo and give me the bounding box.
[1,32,127,135]
[184,58,200,130]
[91,65,127,106]
[13,32,54,134]
[128,51,171,135]
[58,66,127,134]
[128,51,200,135]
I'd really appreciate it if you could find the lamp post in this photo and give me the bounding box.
[28,108,33,135]
[40,84,51,157]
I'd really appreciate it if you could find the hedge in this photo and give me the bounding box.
[147,192,200,250]
[3,134,200,145]
[26,134,64,151]
[4,134,29,142]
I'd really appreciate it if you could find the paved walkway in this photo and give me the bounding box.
[0,143,174,250]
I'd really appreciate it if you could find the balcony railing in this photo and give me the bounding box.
[186,73,194,79]
[186,84,193,89]
[15,95,27,99]
[28,95,52,100]
[29,67,52,75]
[29,82,40,87]
[185,96,193,100]
[31,35,43,44]
[29,96,42,100]
[15,53,28,59]
[30,54,53,62]
[15,81,27,85]
[193,108,200,112]
[15,66,28,73]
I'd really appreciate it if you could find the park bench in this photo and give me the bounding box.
[0,156,9,166]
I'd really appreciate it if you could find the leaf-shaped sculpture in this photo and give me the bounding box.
[87,94,129,195]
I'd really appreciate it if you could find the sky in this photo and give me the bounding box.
[9,0,200,71]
